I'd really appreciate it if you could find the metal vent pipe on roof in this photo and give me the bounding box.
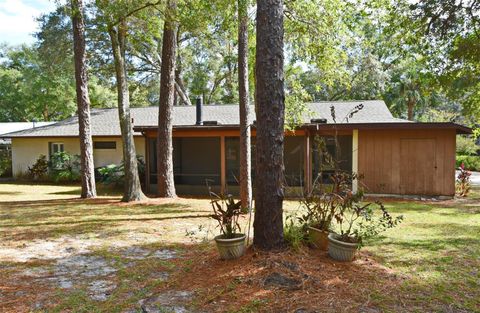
[196,97,203,125]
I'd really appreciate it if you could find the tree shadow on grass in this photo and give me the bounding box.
[370,222,480,251]
[0,191,21,195]
[1,213,212,228]
[48,188,82,195]
[0,197,119,208]
[371,235,480,254]
[0,202,205,228]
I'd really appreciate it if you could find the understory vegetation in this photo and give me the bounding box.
[24,153,146,185]
[456,135,480,171]
[456,155,480,172]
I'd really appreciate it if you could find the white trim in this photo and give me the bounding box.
[352,129,359,193]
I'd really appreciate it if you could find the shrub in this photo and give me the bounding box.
[456,135,478,156]
[97,155,145,187]
[333,192,403,246]
[98,164,124,186]
[284,214,308,250]
[28,155,49,180]
[456,163,471,197]
[456,155,480,171]
[48,152,81,183]
[0,155,12,177]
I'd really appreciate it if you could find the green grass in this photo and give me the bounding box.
[0,182,479,312]
[363,188,480,312]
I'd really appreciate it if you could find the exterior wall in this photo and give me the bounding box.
[143,127,457,197]
[358,129,456,196]
[93,137,146,168]
[11,136,146,177]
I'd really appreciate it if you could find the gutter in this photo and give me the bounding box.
[134,122,472,135]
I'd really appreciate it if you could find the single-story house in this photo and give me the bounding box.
[1,100,471,197]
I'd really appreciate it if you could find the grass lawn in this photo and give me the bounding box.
[0,182,479,312]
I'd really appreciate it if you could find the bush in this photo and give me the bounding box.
[456,135,478,156]
[456,156,480,171]
[97,155,145,187]
[28,155,49,180]
[48,152,81,183]
[97,163,124,186]
[456,163,471,197]
[284,214,308,250]
[0,155,12,177]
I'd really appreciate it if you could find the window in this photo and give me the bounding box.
[94,141,116,150]
[49,142,64,158]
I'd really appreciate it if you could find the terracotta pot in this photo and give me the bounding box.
[214,234,246,260]
[327,233,359,262]
[308,226,329,251]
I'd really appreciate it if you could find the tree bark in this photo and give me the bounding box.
[157,9,177,198]
[407,98,415,121]
[71,0,96,199]
[108,20,146,202]
[253,0,285,250]
[238,0,252,210]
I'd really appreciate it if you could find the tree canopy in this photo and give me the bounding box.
[0,0,478,125]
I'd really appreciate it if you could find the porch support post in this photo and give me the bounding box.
[220,135,226,194]
[145,133,150,193]
[304,130,312,194]
[352,129,359,193]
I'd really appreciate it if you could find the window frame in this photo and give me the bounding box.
[50,142,65,154]
[93,141,117,150]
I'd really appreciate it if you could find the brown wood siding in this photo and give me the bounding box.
[358,129,456,196]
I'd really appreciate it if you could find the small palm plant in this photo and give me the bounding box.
[209,192,243,239]
[208,189,247,260]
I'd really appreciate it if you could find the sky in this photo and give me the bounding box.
[0,0,57,46]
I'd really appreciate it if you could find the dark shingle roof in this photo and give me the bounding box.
[2,100,405,138]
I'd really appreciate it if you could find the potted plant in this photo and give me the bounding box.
[299,193,340,250]
[328,191,403,262]
[209,192,246,260]
[299,172,353,251]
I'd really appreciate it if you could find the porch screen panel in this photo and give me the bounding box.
[225,137,240,185]
[312,135,352,184]
[173,137,220,185]
[284,136,304,187]
[225,137,257,187]
[148,138,157,184]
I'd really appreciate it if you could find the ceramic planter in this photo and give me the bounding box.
[327,233,359,262]
[308,226,329,251]
[214,233,246,260]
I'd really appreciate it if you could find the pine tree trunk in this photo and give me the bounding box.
[108,20,146,202]
[71,0,96,199]
[238,0,252,210]
[407,98,415,121]
[157,10,177,198]
[253,0,285,250]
